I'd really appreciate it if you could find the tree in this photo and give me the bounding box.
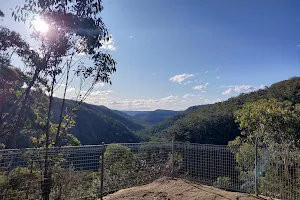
[231,99,300,198]
[2,0,117,149]
[0,1,117,199]
[234,99,300,150]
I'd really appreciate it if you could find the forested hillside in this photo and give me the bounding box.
[135,104,210,141]
[51,99,142,145]
[132,109,181,124]
[137,77,300,144]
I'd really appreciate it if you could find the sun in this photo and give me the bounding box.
[33,17,49,33]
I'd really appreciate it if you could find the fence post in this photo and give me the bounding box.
[100,142,105,200]
[172,139,175,178]
[255,140,258,196]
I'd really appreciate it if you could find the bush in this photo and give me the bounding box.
[103,144,135,192]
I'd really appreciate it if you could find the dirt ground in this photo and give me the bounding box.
[104,177,278,200]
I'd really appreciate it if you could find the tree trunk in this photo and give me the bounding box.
[42,72,56,200]
[54,63,71,146]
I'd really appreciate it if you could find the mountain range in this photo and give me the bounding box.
[136,77,300,144]
[50,77,300,145]
[51,100,182,145]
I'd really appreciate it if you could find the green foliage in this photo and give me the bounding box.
[103,143,174,192]
[0,165,99,199]
[167,151,183,173]
[104,144,135,168]
[231,97,300,199]
[136,143,171,163]
[234,98,300,149]
[136,112,196,142]
[149,137,168,142]
[0,167,40,199]
[50,167,95,199]
[214,176,231,189]
[104,144,136,191]
[229,141,262,184]
[235,143,256,171]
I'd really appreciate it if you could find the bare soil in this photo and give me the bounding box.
[104,177,278,200]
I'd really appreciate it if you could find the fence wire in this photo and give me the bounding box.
[0,142,299,200]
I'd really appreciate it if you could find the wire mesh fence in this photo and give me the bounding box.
[257,149,300,200]
[174,143,243,192]
[102,142,173,194]
[0,142,299,199]
[0,145,104,199]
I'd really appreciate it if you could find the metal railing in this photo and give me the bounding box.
[0,142,299,199]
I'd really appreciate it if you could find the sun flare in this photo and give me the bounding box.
[33,17,49,33]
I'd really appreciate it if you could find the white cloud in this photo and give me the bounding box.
[90,90,113,96]
[234,85,256,92]
[212,98,222,103]
[183,94,203,99]
[100,35,116,51]
[205,71,208,74]
[129,36,133,38]
[222,85,257,95]
[53,83,114,102]
[297,45,300,47]
[95,82,105,88]
[203,99,211,103]
[222,88,233,95]
[92,95,180,110]
[183,94,195,98]
[66,92,225,111]
[183,80,192,85]
[170,74,194,84]
[160,95,178,103]
[182,94,203,99]
[66,87,76,92]
[215,68,220,72]
[216,76,220,79]
[259,85,266,89]
[193,83,209,91]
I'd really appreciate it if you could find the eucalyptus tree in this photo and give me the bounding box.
[6,1,117,199]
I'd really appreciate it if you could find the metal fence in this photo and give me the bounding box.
[0,142,299,200]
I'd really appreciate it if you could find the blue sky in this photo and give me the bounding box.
[2,0,300,110]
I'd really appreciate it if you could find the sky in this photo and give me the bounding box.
[1,0,300,111]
